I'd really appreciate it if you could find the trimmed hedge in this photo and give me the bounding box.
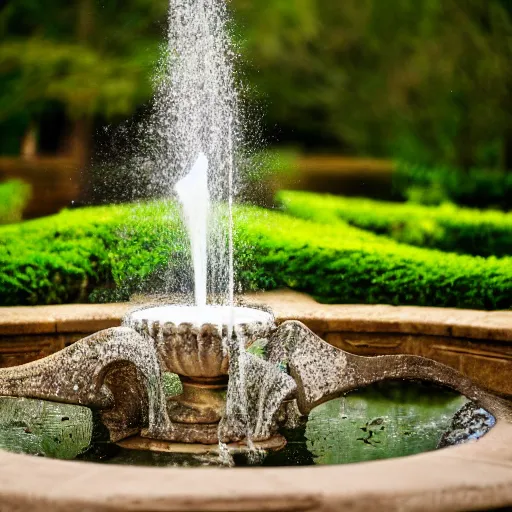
[0,180,31,225]
[393,162,512,211]
[0,202,186,306]
[0,202,511,309]
[277,191,512,258]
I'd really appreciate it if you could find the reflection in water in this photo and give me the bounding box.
[81,382,481,467]
[263,381,468,467]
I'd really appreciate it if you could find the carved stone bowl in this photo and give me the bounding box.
[126,305,275,380]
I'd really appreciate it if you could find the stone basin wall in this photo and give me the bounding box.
[0,290,510,397]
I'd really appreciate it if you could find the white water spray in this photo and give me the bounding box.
[153,0,240,305]
[174,153,210,309]
[151,0,256,456]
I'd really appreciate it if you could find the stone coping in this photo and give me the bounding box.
[0,420,511,511]
[0,290,511,510]
[1,290,511,342]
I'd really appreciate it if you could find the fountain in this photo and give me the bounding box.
[0,1,510,507]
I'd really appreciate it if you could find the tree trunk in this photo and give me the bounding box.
[66,116,93,204]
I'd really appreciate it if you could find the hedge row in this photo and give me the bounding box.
[0,202,511,309]
[0,180,31,225]
[393,162,512,211]
[0,202,186,306]
[277,191,512,258]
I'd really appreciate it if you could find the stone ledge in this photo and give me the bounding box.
[0,421,510,512]
[0,290,511,511]
[1,290,510,397]
[0,290,511,342]
[0,303,132,336]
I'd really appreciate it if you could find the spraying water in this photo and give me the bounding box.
[153,0,239,306]
[174,153,210,309]
[151,0,256,455]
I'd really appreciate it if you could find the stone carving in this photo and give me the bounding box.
[0,315,507,453]
[129,311,274,379]
[267,321,512,420]
[0,327,171,442]
[126,306,286,445]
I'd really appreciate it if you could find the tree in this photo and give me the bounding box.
[0,0,510,171]
[234,0,512,169]
[0,0,167,160]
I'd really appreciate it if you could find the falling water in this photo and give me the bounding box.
[153,0,239,306]
[156,0,251,451]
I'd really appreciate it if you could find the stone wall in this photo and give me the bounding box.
[0,291,510,397]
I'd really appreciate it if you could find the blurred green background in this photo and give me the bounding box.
[1,0,511,308]
[0,0,511,215]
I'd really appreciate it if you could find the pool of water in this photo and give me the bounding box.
[76,381,473,467]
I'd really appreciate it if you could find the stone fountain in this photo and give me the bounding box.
[0,311,507,458]
[0,0,508,463]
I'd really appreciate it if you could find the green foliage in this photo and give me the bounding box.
[1,202,511,310]
[394,162,512,210]
[2,0,511,167]
[237,207,511,310]
[0,0,166,121]
[162,373,183,398]
[0,201,186,306]
[0,180,31,225]
[234,0,512,168]
[277,191,512,258]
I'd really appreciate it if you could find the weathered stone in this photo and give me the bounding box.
[0,327,171,442]
[143,421,221,445]
[268,321,512,420]
[118,434,287,456]
[438,402,496,448]
[126,306,275,379]
[0,301,508,453]
[1,291,512,398]
[0,397,92,459]
[125,306,292,445]
[219,351,297,443]
[167,381,226,424]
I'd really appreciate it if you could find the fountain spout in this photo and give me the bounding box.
[175,153,210,308]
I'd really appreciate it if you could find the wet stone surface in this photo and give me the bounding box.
[438,401,496,448]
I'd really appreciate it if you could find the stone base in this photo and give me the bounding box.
[141,422,221,445]
[117,434,287,456]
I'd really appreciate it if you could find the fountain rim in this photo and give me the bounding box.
[0,418,510,511]
[0,293,511,510]
[125,304,275,330]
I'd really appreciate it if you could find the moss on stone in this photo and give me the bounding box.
[0,397,93,459]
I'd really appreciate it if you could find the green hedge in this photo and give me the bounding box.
[0,180,31,225]
[0,202,186,306]
[393,162,512,211]
[277,191,512,258]
[0,202,511,309]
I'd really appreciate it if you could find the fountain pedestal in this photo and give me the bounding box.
[167,379,226,425]
[127,305,278,445]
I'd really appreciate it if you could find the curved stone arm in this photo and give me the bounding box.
[268,321,512,421]
[0,327,171,441]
